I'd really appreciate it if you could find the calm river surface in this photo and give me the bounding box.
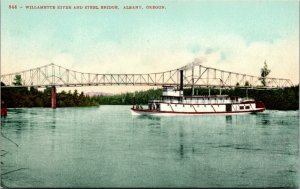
[1,106,298,187]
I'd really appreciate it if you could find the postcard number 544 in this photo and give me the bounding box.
[9,5,17,9]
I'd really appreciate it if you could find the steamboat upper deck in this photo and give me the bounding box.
[155,85,254,105]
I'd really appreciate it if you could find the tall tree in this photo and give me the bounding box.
[260,61,271,86]
[245,81,250,86]
[13,75,22,86]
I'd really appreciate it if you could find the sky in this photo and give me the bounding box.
[1,0,299,94]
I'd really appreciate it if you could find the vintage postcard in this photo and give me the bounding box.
[1,0,299,188]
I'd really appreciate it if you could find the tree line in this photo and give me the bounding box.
[1,85,98,108]
[93,88,162,105]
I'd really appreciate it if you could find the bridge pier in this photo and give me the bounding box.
[51,86,56,109]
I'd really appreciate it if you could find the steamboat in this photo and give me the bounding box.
[131,71,265,116]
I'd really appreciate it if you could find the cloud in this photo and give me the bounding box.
[213,32,299,83]
[69,31,298,83]
[2,28,298,93]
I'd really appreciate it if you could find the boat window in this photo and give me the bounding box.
[240,106,244,109]
[245,106,250,109]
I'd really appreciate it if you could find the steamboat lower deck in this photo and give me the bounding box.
[131,101,265,116]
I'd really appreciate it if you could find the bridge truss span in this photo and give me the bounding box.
[1,63,294,89]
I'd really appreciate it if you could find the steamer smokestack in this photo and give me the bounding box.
[180,70,183,91]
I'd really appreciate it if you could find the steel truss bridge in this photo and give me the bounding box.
[0,62,294,89]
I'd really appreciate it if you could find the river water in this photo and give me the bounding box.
[0,106,298,187]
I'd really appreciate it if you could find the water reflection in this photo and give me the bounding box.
[258,113,271,126]
[179,126,184,159]
[177,124,197,160]
[10,108,26,114]
[51,110,57,152]
[51,110,56,130]
[134,115,161,121]
[226,115,232,124]
[131,115,162,136]
[179,144,184,158]
[1,108,59,148]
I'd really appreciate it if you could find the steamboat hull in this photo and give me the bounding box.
[131,107,265,116]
